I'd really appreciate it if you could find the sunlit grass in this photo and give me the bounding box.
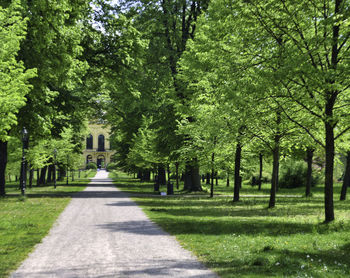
[111,172,350,277]
[0,170,95,278]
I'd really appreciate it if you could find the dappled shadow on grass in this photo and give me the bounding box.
[206,242,350,277]
[222,242,350,277]
[149,217,319,237]
[133,196,326,209]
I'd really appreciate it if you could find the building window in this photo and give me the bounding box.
[86,134,93,149]
[98,134,105,151]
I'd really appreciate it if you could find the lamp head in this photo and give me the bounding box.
[22,127,28,141]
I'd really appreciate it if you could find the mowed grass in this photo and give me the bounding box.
[111,172,350,278]
[0,170,95,278]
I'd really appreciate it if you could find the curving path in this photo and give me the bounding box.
[11,170,218,278]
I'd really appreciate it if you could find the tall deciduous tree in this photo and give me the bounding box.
[0,1,36,196]
[0,0,91,195]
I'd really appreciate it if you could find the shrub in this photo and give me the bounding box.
[86,162,97,170]
[251,175,270,186]
[279,159,321,188]
[106,162,118,172]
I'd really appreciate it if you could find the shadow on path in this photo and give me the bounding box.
[96,220,166,236]
[12,260,215,278]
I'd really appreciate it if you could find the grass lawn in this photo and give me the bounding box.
[111,172,350,278]
[0,170,96,278]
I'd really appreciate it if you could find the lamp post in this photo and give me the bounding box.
[53,149,57,189]
[21,127,28,196]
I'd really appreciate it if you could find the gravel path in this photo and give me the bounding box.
[11,170,218,278]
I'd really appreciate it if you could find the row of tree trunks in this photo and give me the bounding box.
[47,163,54,183]
[138,170,151,182]
[38,166,47,186]
[158,166,166,185]
[206,173,210,185]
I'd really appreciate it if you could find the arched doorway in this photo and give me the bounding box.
[86,155,93,164]
[97,155,105,169]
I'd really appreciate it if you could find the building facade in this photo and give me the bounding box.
[82,123,115,168]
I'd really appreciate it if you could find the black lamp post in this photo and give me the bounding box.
[53,149,57,189]
[21,127,28,196]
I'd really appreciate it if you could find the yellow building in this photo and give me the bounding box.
[83,123,115,169]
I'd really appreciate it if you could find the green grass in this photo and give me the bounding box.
[0,170,95,278]
[111,172,350,278]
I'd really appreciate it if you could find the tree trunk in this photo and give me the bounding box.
[233,142,242,202]
[0,140,8,196]
[36,169,39,186]
[258,153,263,191]
[158,166,166,185]
[47,164,54,183]
[226,173,230,187]
[39,166,47,185]
[53,166,56,188]
[184,160,202,191]
[269,144,280,208]
[58,167,65,181]
[29,167,34,189]
[340,151,350,201]
[191,162,202,191]
[305,148,314,197]
[210,152,215,198]
[324,114,335,222]
[137,170,142,180]
[175,162,179,189]
[184,164,191,190]
[142,170,151,182]
[206,173,210,185]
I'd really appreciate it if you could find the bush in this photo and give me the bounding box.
[106,162,118,172]
[86,162,97,170]
[279,159,321,188]
[251,175,270,186]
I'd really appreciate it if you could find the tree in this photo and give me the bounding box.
[1,0,92,195]
[0,1,36,196]
[186,0,350,221]
[241,0,350,222]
